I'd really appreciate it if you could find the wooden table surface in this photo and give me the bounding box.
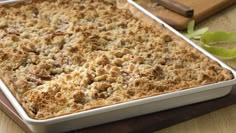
[1,3,236,133]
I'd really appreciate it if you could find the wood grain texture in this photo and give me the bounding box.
[0,110,25,133]
[157,105,236,133]
[135,0,236,30]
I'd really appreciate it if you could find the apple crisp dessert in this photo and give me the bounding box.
[0,0,233,119]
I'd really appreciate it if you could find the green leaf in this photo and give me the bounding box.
[188,27,209,39]
[193,35,201,39]
[200,32,236,44]
[201,44,236,60]
[185,20,208,39]
[200,32,236,59]
[187,20,195,34]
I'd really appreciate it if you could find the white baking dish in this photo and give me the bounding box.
[1,0,236,133]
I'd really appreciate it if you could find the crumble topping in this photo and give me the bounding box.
[0,0,233,119]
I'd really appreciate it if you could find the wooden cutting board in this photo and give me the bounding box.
[0,87,236,133]
[135,0,236,30]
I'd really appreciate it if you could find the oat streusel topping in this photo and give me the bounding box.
[0,0,233,119]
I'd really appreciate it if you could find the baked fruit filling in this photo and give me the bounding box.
[0,0,233,119]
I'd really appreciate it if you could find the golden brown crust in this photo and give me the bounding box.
[0,0,233,119]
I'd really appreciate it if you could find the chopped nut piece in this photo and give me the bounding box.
[95,74,108,81]
[133,56,144,64]
[112,58,123,66]
[95,55,110,65]
[73,91,85,103]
